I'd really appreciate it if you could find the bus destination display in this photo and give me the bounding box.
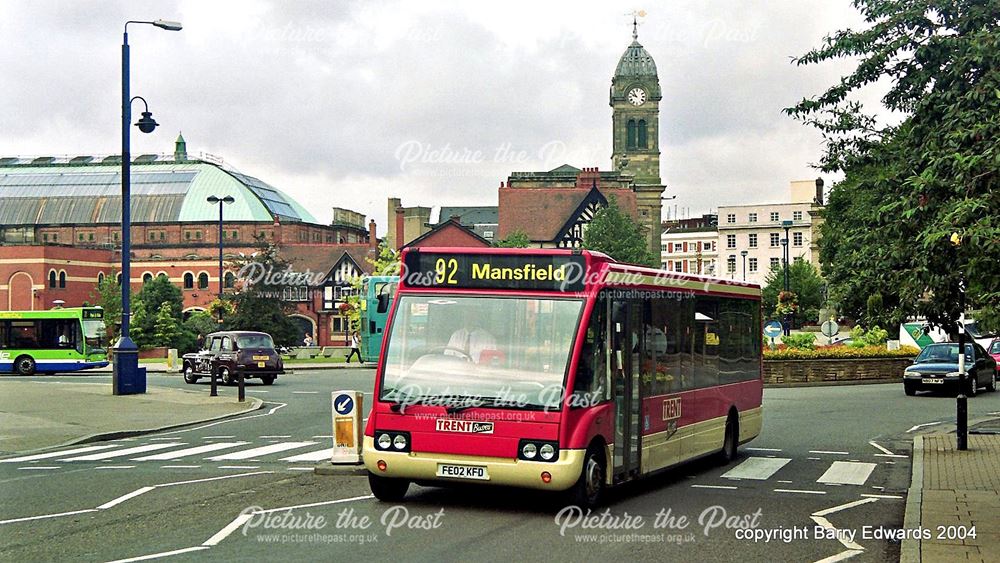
[403,253,586,291]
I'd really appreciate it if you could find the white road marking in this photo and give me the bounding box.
[17,466,60,470]
[160,465,201,469]
[721,457,791,480]
[148,437,179,441]
[0,508,99,525]
[207,441,316,461]
[861,494,903,499]
[292,391,318,394]
[288,467,314,471]
[691,484,738,490]
[774,488,826,495]
[1,445,117,463]
[132,442,249,461]
[105,546,210,563]
[162,403,287,435]
[259,435,291,439]
[777,480,793,484]
[745,447,782,452]
[202,436,235,439]
[907,421,942,433]
[874,453,907,458]
[868,441,894,455]
[98,487,156,510]
[217,465,259,470]
[203,514,254,546]
[813,548,864,563]
[811,516,864,550]
[808,457,822,460]
[280,448,336,462]
[809,450,849,455]
[812,497,878,517]
[157,471,272,488]
[61,443,184,461]
[817,462,877,486]
[94,466,136,470]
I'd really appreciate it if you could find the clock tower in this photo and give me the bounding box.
[611,20,665,255]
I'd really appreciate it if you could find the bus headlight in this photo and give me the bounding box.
[522,443,537,459]
[377,433,392,449]
[393,434,408,450]
[540,444,555,460]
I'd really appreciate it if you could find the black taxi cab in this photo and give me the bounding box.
[182,331,283,386]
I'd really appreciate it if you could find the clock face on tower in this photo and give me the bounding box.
[627,87,646,106]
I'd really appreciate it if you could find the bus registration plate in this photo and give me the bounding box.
[437,463,489,480]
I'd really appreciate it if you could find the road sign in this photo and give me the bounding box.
[334,394,354,415]
[821,320,840,338]
[764,321,783,338]
[331,391,363,464]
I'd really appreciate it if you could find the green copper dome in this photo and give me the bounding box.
[615,39,658,78]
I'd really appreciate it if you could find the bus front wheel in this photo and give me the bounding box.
[566,445,605,508]
[718,413,739,464]
[14,355,36,376]
[368,472,409,502]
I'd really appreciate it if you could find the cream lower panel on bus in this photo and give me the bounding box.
[639,407,762,475]
[362,436,586,491]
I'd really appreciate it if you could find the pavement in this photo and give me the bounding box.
[903,418,1000,563]
[0,380,262,454]
[89,361,373,373]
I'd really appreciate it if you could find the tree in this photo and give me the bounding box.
[494,229,531,248]
[153,302,183,347]
[761,261,825,327]
[786,0,1000,333]
[89,275,121,342]
[227,234,300,346]
[132,275,185,348]
[582,197,658,267]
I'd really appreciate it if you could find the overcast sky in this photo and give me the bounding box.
[0,1,871,234]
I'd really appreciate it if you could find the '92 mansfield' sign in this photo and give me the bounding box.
[403,253,586,292]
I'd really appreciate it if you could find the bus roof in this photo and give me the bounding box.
[0,307,103,319]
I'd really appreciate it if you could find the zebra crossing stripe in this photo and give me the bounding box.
[132,442,250,461]
[60,443,186,461]
[721,457,791,480]
[207,442,317,461]
[280,448,336,462]
[1,445,117,463]
[817,461,877,486]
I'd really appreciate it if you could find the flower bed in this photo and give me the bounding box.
[762,346,918,385]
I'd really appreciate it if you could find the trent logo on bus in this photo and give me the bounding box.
[436,419,494,434]
[662,398,681,421]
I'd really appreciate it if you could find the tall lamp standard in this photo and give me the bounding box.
[781,219,793,336]
[207,196,235,323]
[780,236,789,336]
[115,18,182,396]
[740,250,748,282]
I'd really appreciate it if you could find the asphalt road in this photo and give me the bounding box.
[2,369,999,562]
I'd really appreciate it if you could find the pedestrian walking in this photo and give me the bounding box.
[346,330,362,363]
[303,332,313,347]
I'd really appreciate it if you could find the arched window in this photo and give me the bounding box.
[142,272,153,284]
[48,270,57,288]
[626,119,637,149]
[98,272,105,285]
[638,120,648,149]
[224,272,235,289]
[156,272,168,280]
[197,272,209,289]
[58,271,67,289]
[116,273,122,285]
[183,272,194,290]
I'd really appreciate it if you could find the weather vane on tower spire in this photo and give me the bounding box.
[627,9,646,40]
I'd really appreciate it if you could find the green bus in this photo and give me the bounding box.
[0,307,110,375]
[360,276,398,363]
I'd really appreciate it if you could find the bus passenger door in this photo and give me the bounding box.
[610,299,641,481]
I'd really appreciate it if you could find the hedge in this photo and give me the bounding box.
[764,345,920,360]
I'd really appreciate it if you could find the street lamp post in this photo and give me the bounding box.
[207,196,235,322]
[740,250,748,281]
[951,232,968,450]
[781,219,793,336]
[114,19,182,396]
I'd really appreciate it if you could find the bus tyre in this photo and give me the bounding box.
[368,472,409,502]
[220,367,234,386]
[718,414,738,464]
[14,355,36,376]
[260,375,275,386]
[183,364,199,384]
[567,445,605,508]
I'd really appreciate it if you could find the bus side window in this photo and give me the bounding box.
[572,295,607,405]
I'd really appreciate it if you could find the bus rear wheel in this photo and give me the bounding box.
[566,445,605,508]
[368,472,409,502]
[15,355,36,376]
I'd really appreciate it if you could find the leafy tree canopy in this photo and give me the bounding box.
[583,197,658,267]
[90,274,121,341]
[762,260,826,327]
[786,0,1000,333]
[494,229,531,248]
[226,234,300,346]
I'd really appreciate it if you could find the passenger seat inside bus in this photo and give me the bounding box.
[445,328,502,365]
